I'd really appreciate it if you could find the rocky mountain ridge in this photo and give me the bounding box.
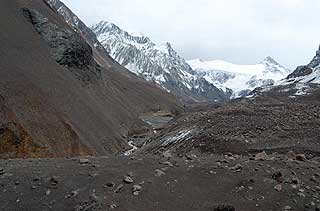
[257,46,320,97]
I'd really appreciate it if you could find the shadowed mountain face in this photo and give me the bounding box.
[286,46,320,82]
[0,0,181,158]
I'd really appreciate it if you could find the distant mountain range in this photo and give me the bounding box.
[47,1,301,102]
[91,21,291,101]
[188,57,291,98]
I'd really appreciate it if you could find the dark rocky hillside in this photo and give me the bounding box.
[0,0,181,158]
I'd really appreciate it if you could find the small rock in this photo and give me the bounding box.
[296,154,307,162]
[229,164,243,172]
[133,191,139,196]
[155,169,166,177]
[65,189,79,198]
[46,189,51,196]
[79,158,90,164]
[160,161,174,167]
[284,205,292,210]
[274,184,282,192]
[238,186,245,191]
[123,176,134,184]
[133,184,142,192]
[226,152,233,157]
[33,177,40,182]
[109,204,117,209]
[104,182,115,188]
[214,204,235,211]
[132,184,142,196]
[50,176,59,188]
[91,164,99,168]
[287,151,296,160]
[186,154,197,160]
[272,171,283,183]
[114,184,124,193]
[0,168,5,175]
[15,181,20,185]
[255,151,269,161]
[163,151,172,159]
[291,177,300,185]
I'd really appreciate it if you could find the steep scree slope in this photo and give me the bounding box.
[0,0,181,158]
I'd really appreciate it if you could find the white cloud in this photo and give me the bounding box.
[62,0,320,69]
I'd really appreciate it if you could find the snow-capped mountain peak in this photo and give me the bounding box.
[91,21,228,102]
[262,56,290,75]
[188,57,291,98]
[92,21,151,44]
[263,56,279,65]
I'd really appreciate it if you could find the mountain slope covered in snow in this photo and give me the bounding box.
[91,21,292,100]
[259,46,320,97]
[91,21,229,102]
[188,57,291,98]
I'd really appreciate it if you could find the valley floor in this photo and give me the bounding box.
[0,154,319,211]
[1,90,320,211]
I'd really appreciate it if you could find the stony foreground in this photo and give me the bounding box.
[0,153,319,211]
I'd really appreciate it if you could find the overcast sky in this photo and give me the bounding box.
[62,0,320,69]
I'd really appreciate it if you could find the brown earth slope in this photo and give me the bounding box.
[0,0,181,158]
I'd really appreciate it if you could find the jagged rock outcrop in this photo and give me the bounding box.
[22,7,101,82]
[46,0,115,69]
[287,46,320,80]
